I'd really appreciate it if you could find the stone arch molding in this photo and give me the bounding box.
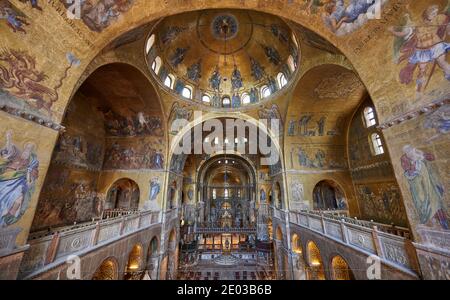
[168,112,286,167]
[166,112,289,209]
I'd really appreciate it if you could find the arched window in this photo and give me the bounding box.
[331,256,354,280]
[202,94,211,103]
[371,133,385,155]
[363,107,376,127]
[92,258,118,280]
[274,182,282,209]
[306,241,325,280]
[182,85,192,99]
[261,85,271,98]
[276,227,283,242]
[287,55,296,72]
[313,180,347,211]
[164,74,174,89]
[149,237,159,257]
[151,56,162,74]
[241,93,250,105]
[222,96,231,107]
[277,72,287,88]
[106,178,140,210]
[146,34,155,54]
[124,244,143,279]
[292,234,302,254]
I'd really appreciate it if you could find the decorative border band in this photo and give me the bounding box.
[378,99,449,130]
[0,104,65,132]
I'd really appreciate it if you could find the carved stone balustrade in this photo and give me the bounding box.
[308,210,410,238]
[195,227,256,234]
[19,210,160,279]
[290,211,419,276]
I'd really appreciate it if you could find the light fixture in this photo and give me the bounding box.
[311,260,321,266]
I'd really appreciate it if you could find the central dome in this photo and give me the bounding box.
[146,9,299,108]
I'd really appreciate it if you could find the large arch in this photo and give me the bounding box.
[306,241,325,280]
[105,178,140,211]
[2,0,448,281]
[30,62,166,232]
[167,113,288,211]
[92,257,119,280]
[124,243,144,280]
[312,180,348,211]
[55,1,399,121]
[330,255,355,280]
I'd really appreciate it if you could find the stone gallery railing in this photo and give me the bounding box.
[101,208,139,219]
[19,210,161,279]
[305,210,411,238]
[195,227,257,233]
[289,211,418,275]
[164,207,180,224]
[271,206,286,221]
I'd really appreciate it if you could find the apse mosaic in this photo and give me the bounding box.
[52,132,104,170]
[290,145,347,170]
[313,72,363,99]
[356,182,407,226]
[287,114,345,137]
[32,171,102,230]
[103,138,164,170]
[100,109,164,137]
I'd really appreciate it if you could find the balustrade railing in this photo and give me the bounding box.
[195,227,257,233]
[307,210,410,238]
[289,211,417,275]
[19,210,160,279]
[271,206,287,222]
[164,207,179,223]
[101,208,139,219]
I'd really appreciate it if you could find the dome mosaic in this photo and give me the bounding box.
[145,9,300,108]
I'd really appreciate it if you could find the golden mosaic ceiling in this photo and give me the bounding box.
[148,9,299,100]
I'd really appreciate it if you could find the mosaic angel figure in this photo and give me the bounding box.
[322,0,383,36]
[389,4,450,93]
